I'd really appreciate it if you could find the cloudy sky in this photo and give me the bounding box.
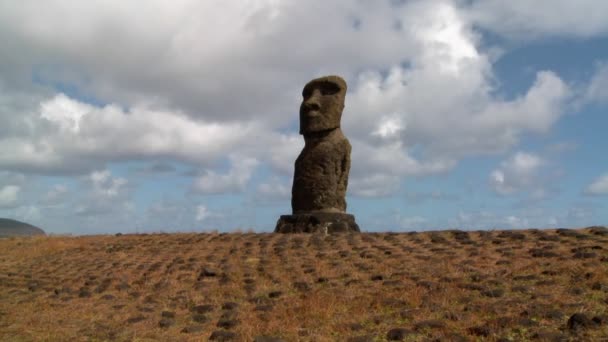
[0,0,607,234]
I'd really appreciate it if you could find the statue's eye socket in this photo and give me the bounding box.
[303,82,341,98]
[302,87,312,98]
[319,82,340,96]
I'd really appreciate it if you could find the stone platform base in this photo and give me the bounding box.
[274,212,360,233]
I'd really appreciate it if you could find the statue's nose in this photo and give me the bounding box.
[304,89,321,111]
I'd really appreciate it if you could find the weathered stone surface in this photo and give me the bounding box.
[275,213,359,233]
[275,75,359,233]
[292,129,351,213]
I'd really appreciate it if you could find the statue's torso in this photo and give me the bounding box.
[292,129,351,214]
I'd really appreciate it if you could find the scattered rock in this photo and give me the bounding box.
[386,328,413,340]
[567,313,594,331]
[253,336,286,342]
[268,291,283,299]
[125,315,146,324]
[161,311,175,318]
[192,314,208,323]
[573,251,597,259]
[592,315,607,325]
[293,281,310,292]
[413,319,446,330]
[416,280,436,289]
[199,267,217,277]
[529,248,559,258]
[468,325,492,337]
[115,282,130,291]
[78,288,91,298]
[191,304,214,314]
[181,325,204,334]
[158,318,174,328]
[221,302,239,310]
[217,318,239,329]
[543,310,565,320]
[346,323,364,331]
[209,330,237,341]
[587,226,608,235]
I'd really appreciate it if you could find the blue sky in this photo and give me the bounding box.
[0,0,607,234]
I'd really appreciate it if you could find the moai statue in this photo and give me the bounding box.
[275,75,360,233]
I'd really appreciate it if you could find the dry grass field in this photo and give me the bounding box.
[1,227,607,341]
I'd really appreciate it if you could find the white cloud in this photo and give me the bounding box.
[398,216,428,230]
[90,170,127,198]
[41,184,68,206]
[14,205,40,222]
[452,210,528,229]
[40,93,89,132]
[75,169,132,216]
[0,0,576,197]
[256,177,291,201]
[0,185,20,208]
[465,0,608,39]
[372,114,405,140]
[193,156,259,194]
[585,62,608,104]
[489,152,544,195]
[405,190,459,203]
[195,205,209,222]
[585,173,608,196]
[0,93,265,173]
[452,205,597,230]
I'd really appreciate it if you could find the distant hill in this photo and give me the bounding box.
[0,218,45,237]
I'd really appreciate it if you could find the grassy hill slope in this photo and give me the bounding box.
[0,228,606,341]
[0,218,45,237]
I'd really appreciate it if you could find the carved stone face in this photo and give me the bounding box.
[299,75,347,135]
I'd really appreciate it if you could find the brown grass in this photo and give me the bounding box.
[0,228,607,341]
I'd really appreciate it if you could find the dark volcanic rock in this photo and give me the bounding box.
[567,313,595,330]
[468,325,492,337]
[293,76,349,211]
[413,319,446,330]
[191,304,214,314]
[386,328,413,340]
[275,212,359,233]
[217,318,239,329]
[181,325,204,334]
[125,315,146,324]
[275,75,359,233]
[209,330,237,341]
[221,302,239,310]
[161,311,175,318]
[293,281,311,292]
[199,267,217,278]
[254,336,286,342]
[191,314,208,323]
[158,318,174,328]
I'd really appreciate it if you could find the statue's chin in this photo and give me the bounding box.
[301,125,339,135]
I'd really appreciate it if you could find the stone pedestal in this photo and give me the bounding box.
[274,212,360,233]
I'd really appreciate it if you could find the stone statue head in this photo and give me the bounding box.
[299,75,347,135]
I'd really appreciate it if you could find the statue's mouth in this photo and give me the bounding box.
[305,110,320,118]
